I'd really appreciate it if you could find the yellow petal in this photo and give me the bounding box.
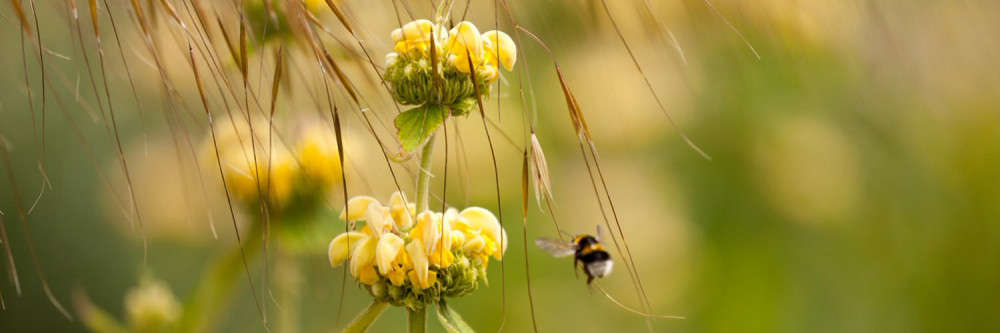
[393,210,414,230]
[388,270,407,286]
[441,209,458,251]
[481,40,500,69]
[339,196,379,221]
[349,237,377,277]
[479,65,498,82]
[453,52,473,73]
[447,21,483,64]
[451,231,465,248]
[495,227,508,260]
[328,232,368,266]
[375,234,404,275]
[428,246,454,268]
[408,269,437,290]
[462,234,485,254]
[482,30,516,71]
[408,221,425,244]
[406,239,430,287]
[401,19,434,42]
[389,192,415,229]
[460,207,502,246]
[358,265,379,285]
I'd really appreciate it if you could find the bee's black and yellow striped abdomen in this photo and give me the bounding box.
[573,235,613,284]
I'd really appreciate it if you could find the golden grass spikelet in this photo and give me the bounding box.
[529,132,554,208]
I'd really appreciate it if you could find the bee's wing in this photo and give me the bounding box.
[535,238,577,258]
[596,225,604,242]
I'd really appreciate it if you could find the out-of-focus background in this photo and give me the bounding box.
[2,0,1000,332]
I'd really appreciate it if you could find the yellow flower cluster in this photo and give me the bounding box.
[388,19,516,82]
[329,192,507,292]
[204,116,342,216]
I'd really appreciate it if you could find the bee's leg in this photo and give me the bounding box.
[586,275,595,294]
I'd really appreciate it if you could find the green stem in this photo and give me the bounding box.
[434,0,457,24]
[408,307,427,333]
[416,133,437,213]
[342,301,389,333]
[178,227,263,333]
[275,251,301,333]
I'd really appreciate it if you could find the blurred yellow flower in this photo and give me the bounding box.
[296,125,343,189]
[124,279,181,333]
[201,115,342,217]
[303,0,333,13]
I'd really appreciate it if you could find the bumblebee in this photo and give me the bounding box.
[535,226,613,285]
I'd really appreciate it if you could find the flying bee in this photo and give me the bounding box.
[535,226,613,285]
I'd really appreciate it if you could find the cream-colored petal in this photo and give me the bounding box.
[339,196,379,221]
[482,30,516,71]
[494,227,508,260]
[328,232,368,266]
[451,231,466,248]
[375,234,404,275]
[406,239,429,285]
[479,65,498,82]
[349,237,377,277]
[394,209,414,230]
[417,211,441,254]
[391,28,403,43]
[389,192,415,229]
[366,204,391,239]
[440,210,455,251]
[388,191,408,208]
[460,207,502,246]
[385,52,399,67]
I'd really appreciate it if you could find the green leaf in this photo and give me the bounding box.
[436,302,476,333]
[343,301,389,333]
[76,293,130,333]
[395,104,448,153]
